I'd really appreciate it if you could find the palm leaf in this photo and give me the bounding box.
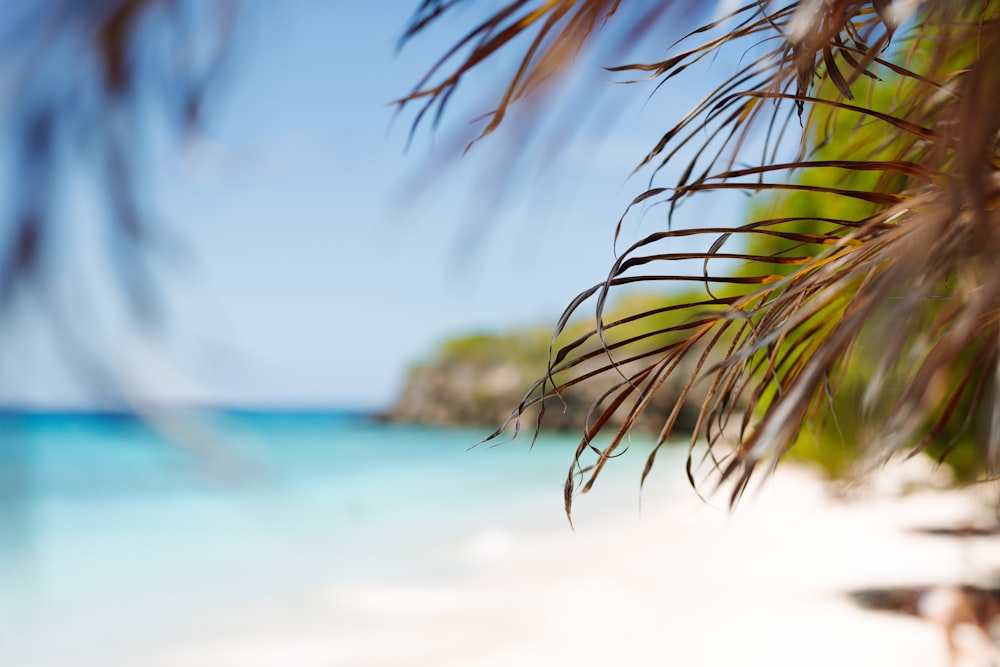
[401,0,1000,519]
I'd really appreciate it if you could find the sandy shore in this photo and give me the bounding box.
[132,460,1000,667]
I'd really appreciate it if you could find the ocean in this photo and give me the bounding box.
[0,411,690,667]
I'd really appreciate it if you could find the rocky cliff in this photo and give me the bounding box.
[383,320,710,436]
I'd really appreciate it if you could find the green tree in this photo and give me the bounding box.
[397,1,1000,516]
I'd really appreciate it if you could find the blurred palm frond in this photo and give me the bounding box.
[1,0,236,319]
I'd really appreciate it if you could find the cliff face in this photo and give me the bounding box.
[385,291,733,435]
[383,360,535,428]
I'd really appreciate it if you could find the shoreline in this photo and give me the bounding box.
[132,463,1000,666]
[6,416,999,667]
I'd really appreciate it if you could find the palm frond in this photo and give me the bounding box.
[1,0,236,317]
[403,1,1000,519]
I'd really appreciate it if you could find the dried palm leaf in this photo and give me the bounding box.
[401,1,1000,519]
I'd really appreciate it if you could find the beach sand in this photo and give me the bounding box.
[128,460,1000,667]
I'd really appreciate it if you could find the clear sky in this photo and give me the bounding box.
[1,1,748,410]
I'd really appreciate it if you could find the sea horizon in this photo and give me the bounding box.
[0,402,390,418]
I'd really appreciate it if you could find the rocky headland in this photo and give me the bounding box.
[382,308,712,436]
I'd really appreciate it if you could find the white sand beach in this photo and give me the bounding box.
[122,461,1000,667]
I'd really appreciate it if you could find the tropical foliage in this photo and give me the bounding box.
[397,1,1000,517]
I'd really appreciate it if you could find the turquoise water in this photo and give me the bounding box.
[0,411,685,666]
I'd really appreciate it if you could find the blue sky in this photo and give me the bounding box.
[3,2,750,410]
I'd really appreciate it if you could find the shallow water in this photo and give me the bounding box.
[0,411,685,667]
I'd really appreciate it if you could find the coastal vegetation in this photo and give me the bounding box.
[396,1,1000,514]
